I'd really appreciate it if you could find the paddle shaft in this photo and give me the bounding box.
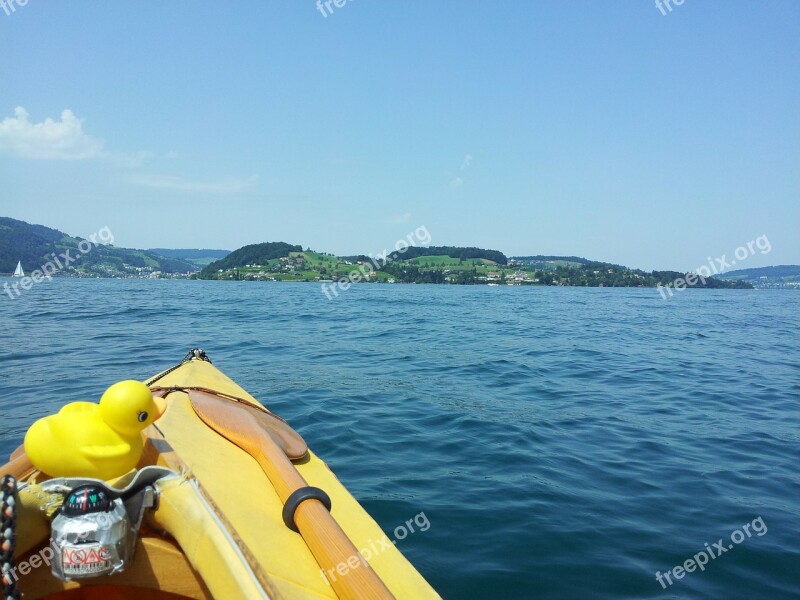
[1,450,34,480]
[249,437,395,600]
[192,398,395,600]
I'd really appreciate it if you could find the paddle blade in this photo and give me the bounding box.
[189,390,308,460]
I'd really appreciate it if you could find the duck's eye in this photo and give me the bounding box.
[137,411,148,423]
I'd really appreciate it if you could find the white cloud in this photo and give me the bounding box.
[460,154,472,170]
[450,177,464,187]
[131,173,259,195]
[109,150,155,169]
[0,107,258,196]
[0,106,104,159]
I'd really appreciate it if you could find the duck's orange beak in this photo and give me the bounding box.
[153,396,167,420]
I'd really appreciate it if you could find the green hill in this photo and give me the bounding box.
[0,217,197,276]
[387,245,507,265]
[198,242,303,279]
[511,255,595,269]
[0,217,66,274]
[198,241,754,289]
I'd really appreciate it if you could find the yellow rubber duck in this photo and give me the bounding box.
[24,380,167,480]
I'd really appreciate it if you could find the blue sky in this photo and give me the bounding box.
[1,1,797,271]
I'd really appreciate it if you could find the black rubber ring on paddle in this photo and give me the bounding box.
[282,486,332,532]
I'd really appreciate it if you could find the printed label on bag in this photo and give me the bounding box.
[62,544,113,575]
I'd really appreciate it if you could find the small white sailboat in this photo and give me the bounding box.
[13,261,24,277]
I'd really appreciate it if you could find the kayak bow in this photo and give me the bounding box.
[2,350,440,600]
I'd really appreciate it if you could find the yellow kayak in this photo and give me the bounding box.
[3,350,440,600]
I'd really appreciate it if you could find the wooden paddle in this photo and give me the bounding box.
[189,390,395,600]
[151,386,309,461]
[1,445,35,479]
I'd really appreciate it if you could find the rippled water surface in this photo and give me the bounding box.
[1,280,798,599]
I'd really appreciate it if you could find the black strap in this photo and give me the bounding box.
[1,475,20,600]
[282,486,332,532]
[145,348,211,386]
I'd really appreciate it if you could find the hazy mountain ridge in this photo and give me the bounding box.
[0,217,197,276]
[149,248,231,267]
[716,265,800,288]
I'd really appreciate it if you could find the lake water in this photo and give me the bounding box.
[1,279,798,599]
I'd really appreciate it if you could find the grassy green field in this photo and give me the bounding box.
[515,258,584,269]
[405,256,502,276]
[227,250,392,281]
[407,255,499,267]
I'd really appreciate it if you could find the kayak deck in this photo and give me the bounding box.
[8,355,439,600]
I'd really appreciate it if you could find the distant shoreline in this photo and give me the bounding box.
[1,273,778,289]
